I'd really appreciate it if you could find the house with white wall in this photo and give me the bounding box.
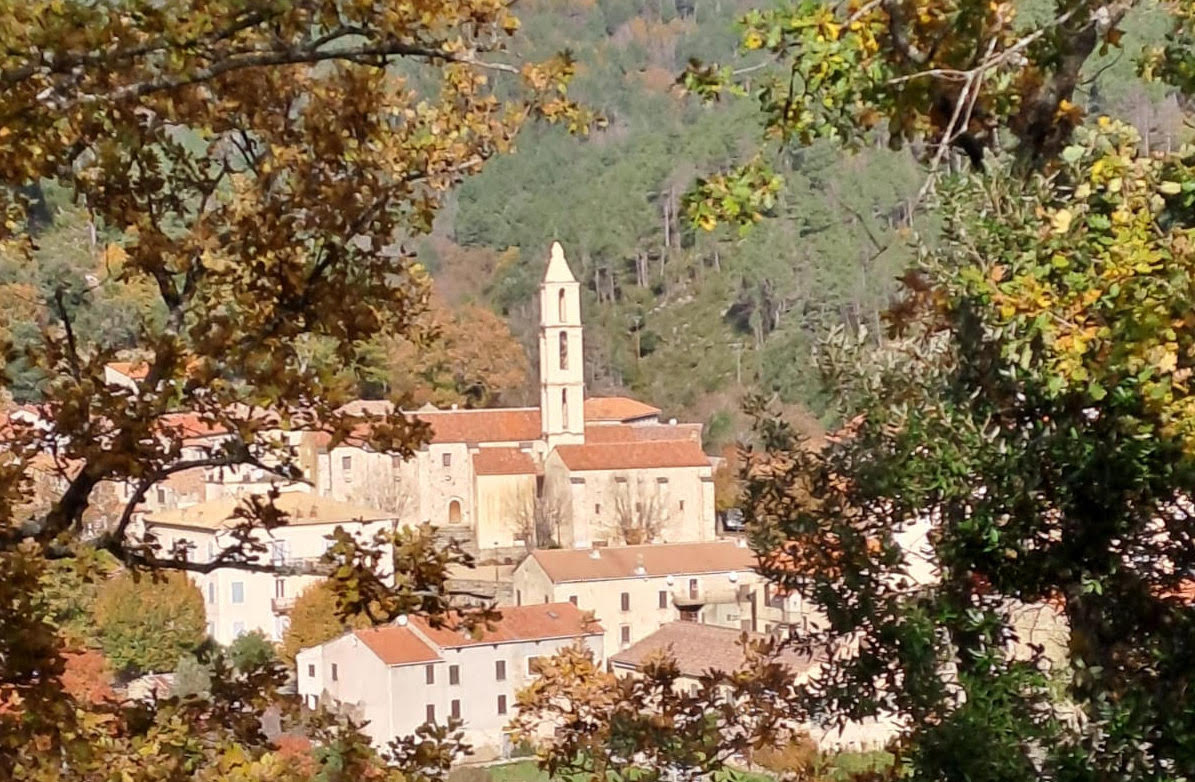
[296,602,603,759]
[511,540,782,658]
[142,492,400,645]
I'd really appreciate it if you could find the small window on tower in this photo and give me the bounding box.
[442,452,452,467]
[561,389,569,429]
[559,330,568,370]
[558,287,567,321]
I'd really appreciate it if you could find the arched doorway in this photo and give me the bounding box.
[448,499,462,525]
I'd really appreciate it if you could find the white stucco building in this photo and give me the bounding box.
[511,540,786,658]
[296,602,603,759]
[141,492,400,645]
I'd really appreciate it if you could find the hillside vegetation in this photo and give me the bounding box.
[423,0,1185,446]
[2,0,1183,448]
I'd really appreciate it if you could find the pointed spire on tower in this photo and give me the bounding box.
[543,240,576,283]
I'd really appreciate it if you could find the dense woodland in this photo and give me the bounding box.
[1,0,1186,448]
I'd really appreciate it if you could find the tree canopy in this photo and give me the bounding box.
[0,0,581,777]
[93,570,206,675]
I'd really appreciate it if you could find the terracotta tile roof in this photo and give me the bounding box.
[584,422,702,444]
[338,400,395,417]
[416,408,542,444]
[106,361,150,380]
[327,398,676,446]
[411,602,602,648]
[527,541,756,583]
[354,626,441,666]
[0,405,45,438]
[553,440,710,471]
[472,447,538,476]
[145,491,395,530]
[610,622,819,679]
[158,412,227,439]
[583,397,661,423]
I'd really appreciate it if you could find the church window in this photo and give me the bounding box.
[559,331,568,370]
[442,452,452,467]
[448,500,462,525]
[561,389,569,429]
[558,288,566,321]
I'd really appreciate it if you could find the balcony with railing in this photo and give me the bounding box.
[672,583,752,608]
[271,555,332,575]
[271,596,297,614]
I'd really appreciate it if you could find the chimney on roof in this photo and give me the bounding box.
[588,547,601,559]
[633,554,646,577]
[451,403,458,411]
[396,615,409,626]
[669,418,677,425]
[736,537,748,548]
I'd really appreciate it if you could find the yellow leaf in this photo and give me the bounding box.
[1051,209,1073,234]
[1160,181,1182,195]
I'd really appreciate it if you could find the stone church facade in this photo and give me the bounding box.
[314,243,716,554]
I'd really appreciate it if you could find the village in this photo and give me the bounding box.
[2,241,1073,772]
[23,242,1056,766]
[110,245,873,761]
[6,0,1191,778]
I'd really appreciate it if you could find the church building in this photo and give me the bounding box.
[316,242,717,554]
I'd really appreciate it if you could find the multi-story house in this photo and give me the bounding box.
[511,540,770,658]
[141,492,399,644]
[296,602,603,759]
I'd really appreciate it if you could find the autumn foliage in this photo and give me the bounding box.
[93,571,206,675]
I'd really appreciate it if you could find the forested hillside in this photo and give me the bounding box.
[422,0,1186,446]
[1,0,1184,448]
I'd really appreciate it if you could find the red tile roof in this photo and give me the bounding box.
[584,423,702,444]
[527,541,756,583]
[325,398,689,447]
[106,361,149,380]
[354,626,441,666]
[417,408,542,444]
[472,447,538,476]
[553,440,710,471]
[412,603,602,648]
[609,622,819,678]
[584,397,661,422]
[158,412,227,439]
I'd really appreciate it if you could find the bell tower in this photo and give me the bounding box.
[539,242,585,447]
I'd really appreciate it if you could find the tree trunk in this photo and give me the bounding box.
[663,197,671,249]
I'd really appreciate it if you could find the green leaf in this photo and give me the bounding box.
[1061,145,1085,163]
